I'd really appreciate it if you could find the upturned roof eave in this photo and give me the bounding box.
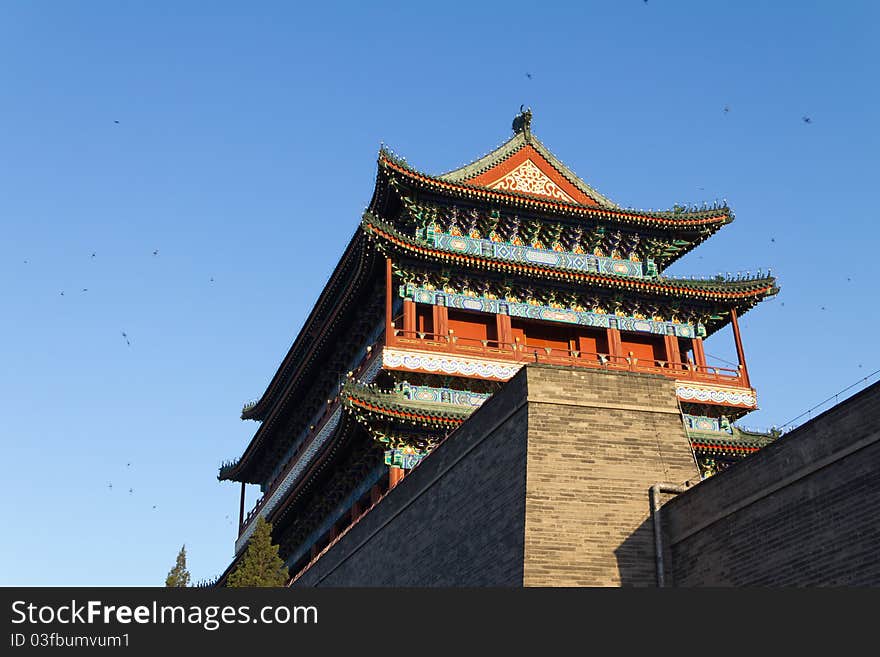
[239,226,368,420]
[378,149,733,231]
[363,212,779,303]
[224,227,378,483]
[342,385,476,424]
[687,429,776,446]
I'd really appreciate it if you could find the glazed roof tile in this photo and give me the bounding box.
[341,383,474,426]
[688,426,778,454]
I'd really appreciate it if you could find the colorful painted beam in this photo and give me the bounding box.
[384,446,428,470]
[402,284,699,338]
[424,229,657,278]
[399,383,491,407]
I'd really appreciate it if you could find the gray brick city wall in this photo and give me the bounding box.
[662,380,880,586]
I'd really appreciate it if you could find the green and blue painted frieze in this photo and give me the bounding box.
[400,284,698,338]
[384,446,428,470]
[423,229,658,279]
[398,382,491,407]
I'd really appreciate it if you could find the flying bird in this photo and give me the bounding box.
[723,105,730,114]
[108,483,113,490]
[91,252,96,258]
[114,120,120,124]
[60,291,64,296]
[82,288,88,292]
[525,72,532,79]
[122,331,131,346]
[802,116,812,124]
[153,249,159,256]
[129,488,133,494]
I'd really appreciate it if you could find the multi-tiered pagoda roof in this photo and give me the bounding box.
[218,109,779,583]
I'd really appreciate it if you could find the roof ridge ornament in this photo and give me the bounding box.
[512,105,532,140]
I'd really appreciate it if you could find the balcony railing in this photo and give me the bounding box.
[389,326,747,387]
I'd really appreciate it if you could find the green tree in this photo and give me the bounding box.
[226,516,289,587]
[165,544,191,587]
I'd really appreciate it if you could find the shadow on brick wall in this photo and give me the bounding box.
[613,519,660,587]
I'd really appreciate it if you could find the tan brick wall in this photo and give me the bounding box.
[293,364,700,587]
[522,367,699,586]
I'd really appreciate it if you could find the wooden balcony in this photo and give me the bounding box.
[388,327,751,389]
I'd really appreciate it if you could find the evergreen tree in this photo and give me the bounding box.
[165,544,191,587]
[226,517,289,587]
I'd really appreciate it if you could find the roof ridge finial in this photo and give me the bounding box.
[512,105,532,140]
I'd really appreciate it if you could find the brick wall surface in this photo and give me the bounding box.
[293,371,530,586]
[293,364,700,587]
[523,367,699,586]
[663,380,880,586]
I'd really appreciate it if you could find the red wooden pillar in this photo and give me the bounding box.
[433,305,449,341]
[389,466,404,488]
[385,257,394,346]
[607,327,623,361]
[664,334,681,370]
[496,313,512,347]
[691,337,707,370]
[402,298,416,338]
[729,308,751,387]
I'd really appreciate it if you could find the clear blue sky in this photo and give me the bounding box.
[1,1,877,586]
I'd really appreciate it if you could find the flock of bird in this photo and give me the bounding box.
[25,238,215,506]
[33,242,218,349]
[27,89,824,517]
[106,463,158,510]
[17,170,237,522]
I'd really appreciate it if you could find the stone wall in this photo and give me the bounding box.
[293,370,530,586]
[523,366,699,585]
[293,364,699,586]
[662,380,880,586]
